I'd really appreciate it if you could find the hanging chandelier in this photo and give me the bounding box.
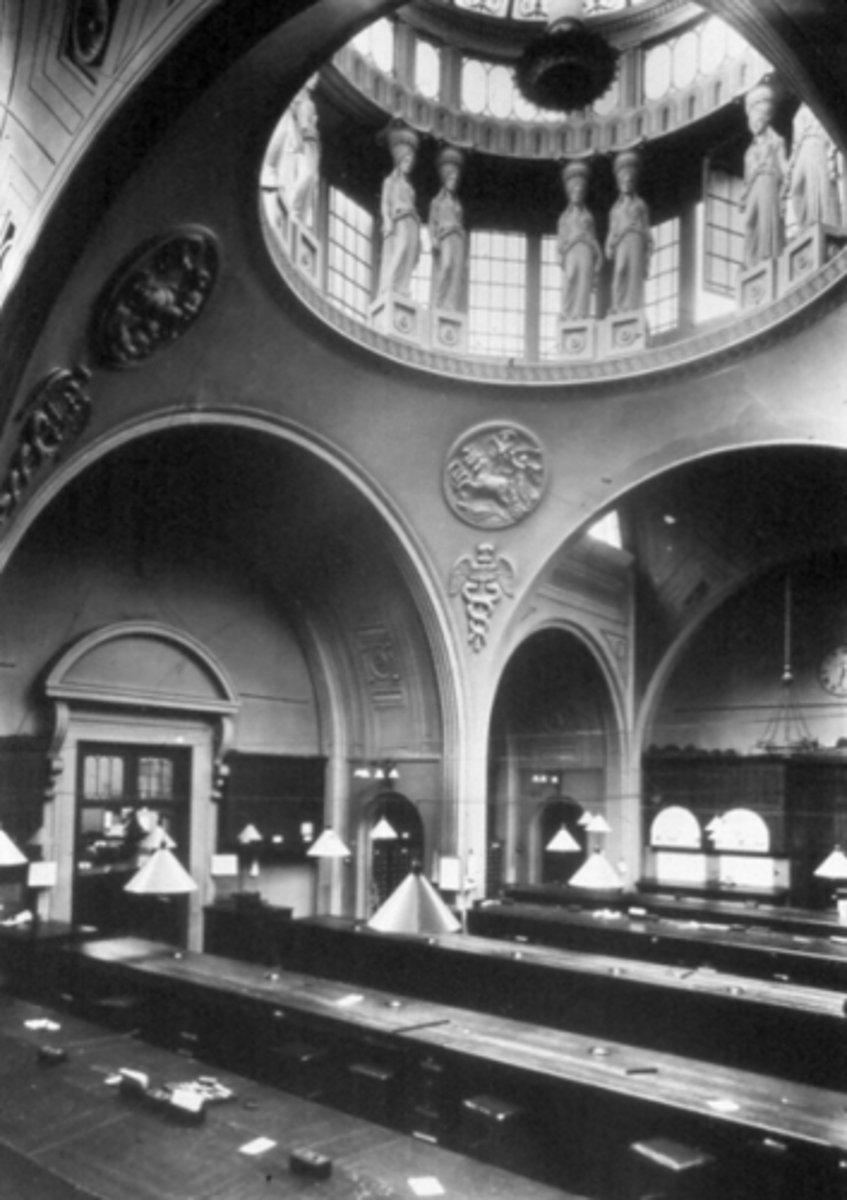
[515,0,619,113]
[754,575,817,755]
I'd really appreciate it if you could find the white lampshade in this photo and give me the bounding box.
[307,828,351,858]
[577,811,593,827]
[368,867,460,935]
[237,823,263,845]
[546,825,580,852]
[568,848,624,891]
[584,813,611,834]
[124,847,198,895]
[814,846,847,880]
[0,828,27,867]
[371,816,398,841]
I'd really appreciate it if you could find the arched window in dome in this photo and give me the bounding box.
[699,16,727,76]
[352,18,394,74]
[415,38,441,100]
[467,230,528,357]
[327,188,374,320]
[645,217,680,335]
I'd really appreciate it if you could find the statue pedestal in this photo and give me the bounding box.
[600,312,647,357]
[263,190,292,254]
[290,219,321,284]
[778,223,847,292]
[370,293,423,342]
[431,309,467,354]
[737,259,776,311]
[557,319,597,362]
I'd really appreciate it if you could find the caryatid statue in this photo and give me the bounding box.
[605,149,652,314]
[742,80,788,267]
[377,123,422,298]
[556,159,602,320]
[265,75,321,228]
[429,145,468,312]
[785,103,842,232]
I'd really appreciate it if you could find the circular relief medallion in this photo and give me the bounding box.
[91,227,219,369]
[444,423,547,530]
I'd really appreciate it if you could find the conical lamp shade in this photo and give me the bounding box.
[238,823,263,845]
[371,816,398,841]
[568,848,623,891]
[124,847,197,894]
[584,813,611,834]
[0,828,27,866]
[368,868,461,935]
[307,828,351,858]
[546,825,580,852]
[577,811,593,827]
[814,846,847,879]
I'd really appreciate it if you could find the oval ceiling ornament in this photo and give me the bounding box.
[90,227,219,369]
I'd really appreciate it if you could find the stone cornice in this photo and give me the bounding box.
[330,41,756,160]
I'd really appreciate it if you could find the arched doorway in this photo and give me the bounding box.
[367,792,425,912]
[44,621,238,947]
[489,628,618,892]
[539,796,587,884]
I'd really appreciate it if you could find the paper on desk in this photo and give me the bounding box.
[334,993,365,1008]
[239,1136,276,1156]
[706,1097,740,1113]
[408,1178,445,1197]
[24,1018,61,1031]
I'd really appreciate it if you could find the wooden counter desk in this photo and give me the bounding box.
[0,992,578,1200]
[504,882,847,939]
[280,915,847,1088]
[62,937,847,1198]
[468,899,847,990]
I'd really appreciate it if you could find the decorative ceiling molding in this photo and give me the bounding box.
[330,43,755,161]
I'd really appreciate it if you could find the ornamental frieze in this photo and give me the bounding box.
[444,423,546,530]
[91,227,219,368]
[449,542,516,653]
[0,365,93,529]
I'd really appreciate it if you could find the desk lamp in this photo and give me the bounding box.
[368,863,460,935]
[124,846,197,895]
[0,828,26,867]
[546,825,580,852]
[0,828,28,925]
[814,846,847,920]
[306,828,351,859]
[568,847,624,892]
[307,828,351,916]
[371,815,398,841]
[237,823,263,881]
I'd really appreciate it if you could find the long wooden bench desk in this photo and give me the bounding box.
[0,991,577,1200]
[468,899,847,990]
[504,882,847,939]
[280,916,847,1088]
[63,937,847,1198]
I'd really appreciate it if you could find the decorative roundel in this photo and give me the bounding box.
[444,423,547,530]
[91,227,219,369]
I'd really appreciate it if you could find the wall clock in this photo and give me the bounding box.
[818,645,847,695]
